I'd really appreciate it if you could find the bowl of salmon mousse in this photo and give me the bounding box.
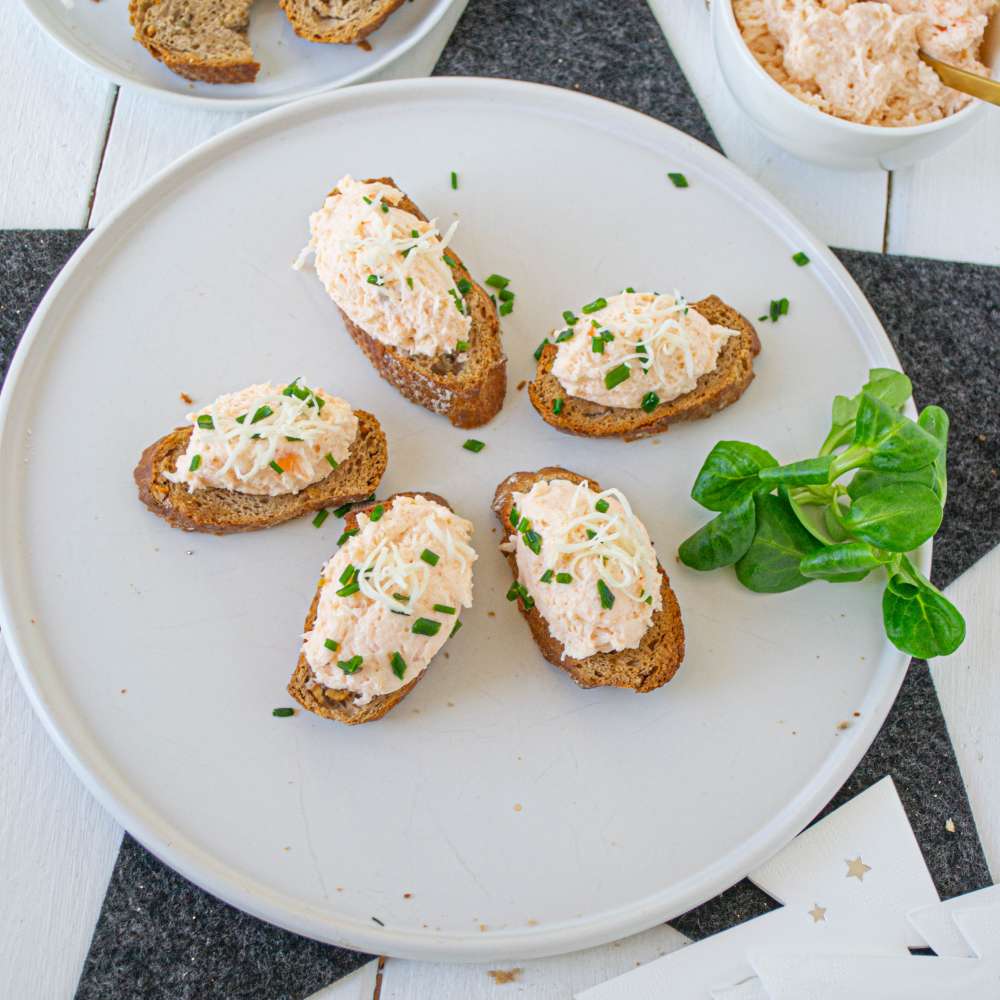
[712,0,1000,168]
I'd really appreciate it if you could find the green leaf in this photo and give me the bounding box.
[853,392,942,472]
[837,482,942,552]
[847,465,935,501]
[783,486,832,545]
[735,493,822,593]
[678,497,756,571]
[800,540,889,580]
[882,574,966,658]
[758,456,833,488]
[690,441,778,512]
[824,502,850,541]
[918,405,949,503]
[863,368,912,410]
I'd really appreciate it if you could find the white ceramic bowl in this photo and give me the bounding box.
[712,0,1000,169]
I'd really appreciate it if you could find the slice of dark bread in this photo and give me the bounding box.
[129,0,260,84]
[528,295,760,441]
[321,177,506,429]
[288,492,454,724]
[492,468,685,693]
[279,0,407,43]
[134,409,387,534]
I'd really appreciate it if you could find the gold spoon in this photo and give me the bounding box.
[919,52,1000,107]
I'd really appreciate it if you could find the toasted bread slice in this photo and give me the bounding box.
[279,0,406,43]
[529,295,760,441]
[134,410,387,534]
[288,492,454,724]
[318,177,506,429]
[129,0,260,84]
[492,467,684,693]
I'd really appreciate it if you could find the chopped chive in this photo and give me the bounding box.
[366,274,383,285]
[443,253,458,268]
[411,229,419,238]
[485,274,510,289]
[645,594,653,604]
[196,414,214,430]
[506,582,521,602]
[601,329,615,342]
[457,278,472,294]
[272,707,294,717]
[592,337,605,353]
[534,338,549,361]
[392,592,409,604]
[406,277,414,290]
[312,508,329,528]
[522,529,542,555]
[635,343,647,356]
[499,300,513,316]
[362,196,372,204]
[667,172,689,188]
[556,572,573,584]
[369,504,384,522]
[604,363,631,390]
[450,171,458,190]
[586,529,597,540]
[555,329,574,343]
[282,378,300,396]
[324,638,339,652]
[433,603,457,615]
[390,651,407,679]
[779,297,789,315]
[448,288,466,315]
[624,286,636,293]
[597,579,615,609]
[463,438,486,453]
[498,288,515,303]
[792,251,810,266]
[581,297,607,314]
[325,453,338,469]
[380,202,389,214]
[522,592,534,610]
[338,655,363,674]
[641,391,660,413]
[509,506,519,528]
[339,563,356,586]
[540,569,555,583]
[518,514,531,531]
[595,499,610,513]
[189,454,202,472]
[450,619,463,637]
[250,405,273,424]
[758,315,769,322]
[235,414,246,424]
[269,460,285,475]
[456,339,470,353]
[412,617,441,637]
[420,548,440,566]
[553,398,564,415]
[336,580,360,597]
[337,528,359,545]
[285,436,303,443]
[562,310,578,326]
[333,502,353,518]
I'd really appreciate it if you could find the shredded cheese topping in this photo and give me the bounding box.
[551,291,739,410]
[295,175,472,357]
[165,381,357,497]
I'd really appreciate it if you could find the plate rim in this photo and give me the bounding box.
[19,0,461,111]
[0,75,925,961]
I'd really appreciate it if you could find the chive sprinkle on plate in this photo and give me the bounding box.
[272,707,294,718]
[792,250,810,266]
[312,508,329,528]
[450,170,458,190]
[463,438,486,452]
[485,273,510,289]
[667,172,689,188]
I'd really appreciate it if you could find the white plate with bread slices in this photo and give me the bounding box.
[22,0,462,109]
[0,77,923,961]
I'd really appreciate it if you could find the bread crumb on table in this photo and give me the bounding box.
[488,968,522,984]
[179,392,193,404]
[516,380,527,391]
[946,818,957,833]
[513,803,522,812]
[357,39,372,51]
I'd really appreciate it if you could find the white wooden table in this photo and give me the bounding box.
[1,2,997,997]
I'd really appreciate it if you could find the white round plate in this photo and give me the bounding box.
[22,0,459,110]
[0,78,921,962]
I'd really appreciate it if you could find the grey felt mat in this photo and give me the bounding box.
[0,1,992,998]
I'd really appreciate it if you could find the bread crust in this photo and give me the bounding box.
[492,468,684,693]
[129,0,260,84]
[528,295,760,441]
[287,492,454,724]
[134,409,387,534]
[278,0,408,43]
[324,178,506,429]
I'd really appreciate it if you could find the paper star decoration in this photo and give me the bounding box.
[808,904,827,923]
[845,856,872,881]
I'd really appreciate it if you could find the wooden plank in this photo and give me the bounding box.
[379,925,688,999]
[931,548,1000,879]
[0,2,115,228]
[0,644,123,999]
[649,0,888,253]
[888,112,1000,266]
